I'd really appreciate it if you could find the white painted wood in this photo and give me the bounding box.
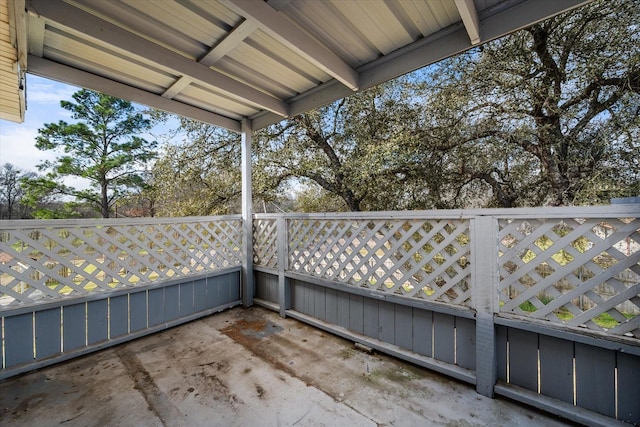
[455,0,481,44]
[241,118,254,307]
[27,55,242,132]
[0,218,242,309]
[27,0,288,117]
[162,19,258,100]
[222,0,358,91]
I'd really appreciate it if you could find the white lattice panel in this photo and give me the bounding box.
[0,218,242,309]
[288,218,471,305]
[253,218,278,268]
[498,217,640,338]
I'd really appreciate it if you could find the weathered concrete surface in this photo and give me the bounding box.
[0,306,572,426]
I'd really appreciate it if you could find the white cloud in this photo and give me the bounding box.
[0,124,54,172]
[27,78,79,105]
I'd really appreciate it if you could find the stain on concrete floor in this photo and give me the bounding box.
[0,306,573,427]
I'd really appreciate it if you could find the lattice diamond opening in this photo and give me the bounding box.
[0,218,242,309]
[288,218,471,305]
[253,219,278,268]
[498,217,640,338]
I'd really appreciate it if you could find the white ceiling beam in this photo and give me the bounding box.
[162,19,258,99]
[199,19,258,67]
[26,0,288,117]
[454,0,481,45]
[222,0,359,91]
[25,11,44,56]
[28,55,242,132]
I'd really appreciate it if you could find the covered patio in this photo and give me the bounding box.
[1,1,639,426]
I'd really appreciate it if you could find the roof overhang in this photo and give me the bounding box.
[2,0,592,132]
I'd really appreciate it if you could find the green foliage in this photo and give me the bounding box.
[413,0,640,207]
[151,119,241,216]
[0,163,35,219]
[24,89,157,218]
[255,77,426,211]
[248,0,639,211]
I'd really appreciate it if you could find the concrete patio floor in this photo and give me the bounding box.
[0,306,573,427]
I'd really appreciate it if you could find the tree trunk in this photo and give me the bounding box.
[101,181,109,218]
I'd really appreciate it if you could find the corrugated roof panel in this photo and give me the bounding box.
[213,56,298,100]
[225,43,317,96]
[9,0,593,130]
[176,83,259,119]
[382,1,428,41]
[425,0,463,28]
[281,0,378,68]
[68,0,241,60]
[396,0,454,36]
[249,30,329,84]
[354,0,416,54]
[44,27,177,93]
[329,0,400,56]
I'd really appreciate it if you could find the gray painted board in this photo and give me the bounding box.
[412,309,432,357]
[617,352,640,424]
[455,317,475,370]
[496,326,507,381]
[269,273,278,302]
[349,294,364,334]
[538,334,573,404]
[313,285,326,321]
[109,295,129,338]
[129,291,147,332]
[180,282,195,316]
[148,288,165,326]
[164,285,180,322]
[4,313,33,367]
[35,308,61,360]
[255,271,265,300]
[394,304,413,350]
[507,328,537,391]
[194,279,208,312]
[304,282,314,315]
[575,343,615,418]
[378,301,395,343]
[433,312,455,364]
[207,276,220,308]
[87,299,108,344]
[292,280,304,313]
[229,272,241,301]
[362,297,379,339]
[63,303,86,352]
[218,274,230,304]
[324,288,338,324]
[257,272,276,303]
[336,291,350,329]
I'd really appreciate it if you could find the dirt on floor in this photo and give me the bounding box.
[0,306,573,427]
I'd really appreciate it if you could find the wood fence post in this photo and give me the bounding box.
[472,215,499,397]
[277,215,290,317]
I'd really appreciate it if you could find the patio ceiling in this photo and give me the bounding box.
[2,0,591,132]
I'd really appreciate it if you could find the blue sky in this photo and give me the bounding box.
[0,75,177,178]
[0,75,295,202]
[0,75,80,173]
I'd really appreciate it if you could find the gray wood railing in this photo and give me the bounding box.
[0,216,243,379]
[253,206,640,426]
